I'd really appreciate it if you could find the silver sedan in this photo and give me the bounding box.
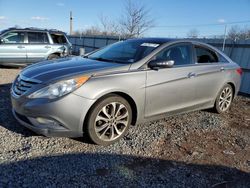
[11,38,242,145]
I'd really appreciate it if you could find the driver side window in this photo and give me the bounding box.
[1,32,25,44]
[155,44,192,66]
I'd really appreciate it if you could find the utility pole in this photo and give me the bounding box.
[222,24,227,52]
[70,11,73,35]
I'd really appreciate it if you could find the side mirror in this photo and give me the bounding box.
[149,59,175,70]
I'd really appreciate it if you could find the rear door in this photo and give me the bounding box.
[145,43,198,117]
[192,44,227,105]
[26,31,51,63]
[0,31,26,64]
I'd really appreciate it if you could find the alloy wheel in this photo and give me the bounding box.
[218,86,233,112]
[94,102,129,141]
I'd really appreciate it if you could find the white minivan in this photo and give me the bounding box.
[0,27,72,66]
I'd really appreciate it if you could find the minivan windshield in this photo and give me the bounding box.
[88,40,161,64]
[0,29,8,35]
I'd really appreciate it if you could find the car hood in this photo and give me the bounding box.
[20,56,129,83]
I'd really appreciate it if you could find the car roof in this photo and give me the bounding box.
[126,37,217,49]
[127,37,175,44]
[1,27,65,34]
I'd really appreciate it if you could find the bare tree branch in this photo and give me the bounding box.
[74,26,103,36]
[73,0,155,37]
[227,25,250,40]
[99,14,120,36]
[119,0,154,37]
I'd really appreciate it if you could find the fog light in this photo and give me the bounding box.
[36,117,55,124]
[28,117,62,129]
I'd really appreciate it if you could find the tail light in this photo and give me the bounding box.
[236,68,243,76]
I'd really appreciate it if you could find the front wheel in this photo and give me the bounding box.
[214,84,234,113]
[86,95,132,146]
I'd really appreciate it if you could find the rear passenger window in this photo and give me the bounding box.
[28,32,49,44]
[50,34,67,44]
[155,44,191,66]
[195,46,218,63]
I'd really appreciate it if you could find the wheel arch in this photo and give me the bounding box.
[227,82,236,99]
[213,81,236,106]
[47,52,61,60]
[83,91,138,132]
[112,92,138,126]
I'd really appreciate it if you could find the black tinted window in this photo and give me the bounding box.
[1,32,25,43]
[88,41,161,63]
[51,34,67,44]
[155,44,191,66]
[195,46,218,63]
[106,42,137,60]
[28,32,49,43]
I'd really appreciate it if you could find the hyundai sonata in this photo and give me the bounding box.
[11,38,242,145]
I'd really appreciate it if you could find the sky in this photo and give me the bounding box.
[0,0,250,38]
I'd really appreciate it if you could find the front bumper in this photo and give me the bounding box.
[12,109,80,137]
[11,92,95,137]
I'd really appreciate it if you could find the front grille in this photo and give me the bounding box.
[13,75,41,97]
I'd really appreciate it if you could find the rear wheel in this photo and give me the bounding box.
[48,54,60,60]
[86,95,132,145]
[214,84,233,113]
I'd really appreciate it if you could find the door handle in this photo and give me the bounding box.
[220,67,225,72]
[17,45,25,49]
[45,45,51,49]
[188,72,196,78]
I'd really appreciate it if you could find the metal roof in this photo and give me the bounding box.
[1,27,65,34]
[127,37,175,44]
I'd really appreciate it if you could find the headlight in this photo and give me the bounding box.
[28,76,89,99]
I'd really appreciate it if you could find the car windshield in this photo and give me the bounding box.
[0,29,8,36]
[88,40,161,64]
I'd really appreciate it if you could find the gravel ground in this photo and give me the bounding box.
[0,67,249,187]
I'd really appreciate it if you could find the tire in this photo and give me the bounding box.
[86,94,132,146]
[214,84,233,113]
[48,54,60,60]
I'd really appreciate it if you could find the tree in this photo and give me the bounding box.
[83,26,103,35]
[73,0,155,37]
[187,29,199,38]
[73,26,103,36]
[99,14,120,36]
[227,25,240,40]
[119,0,154,37]
[227,25,250,40]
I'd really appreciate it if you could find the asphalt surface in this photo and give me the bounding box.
[0,67,249,187]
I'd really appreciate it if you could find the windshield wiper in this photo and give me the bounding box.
[90,57,126,64]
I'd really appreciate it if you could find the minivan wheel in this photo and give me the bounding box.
[214,84,233,113]
[48,54,60,60]
[86,95,132,145]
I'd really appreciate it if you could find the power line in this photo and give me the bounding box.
[154,20,250,28]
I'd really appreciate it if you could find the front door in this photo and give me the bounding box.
[0,31,26,64]
[145,43,198,117]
